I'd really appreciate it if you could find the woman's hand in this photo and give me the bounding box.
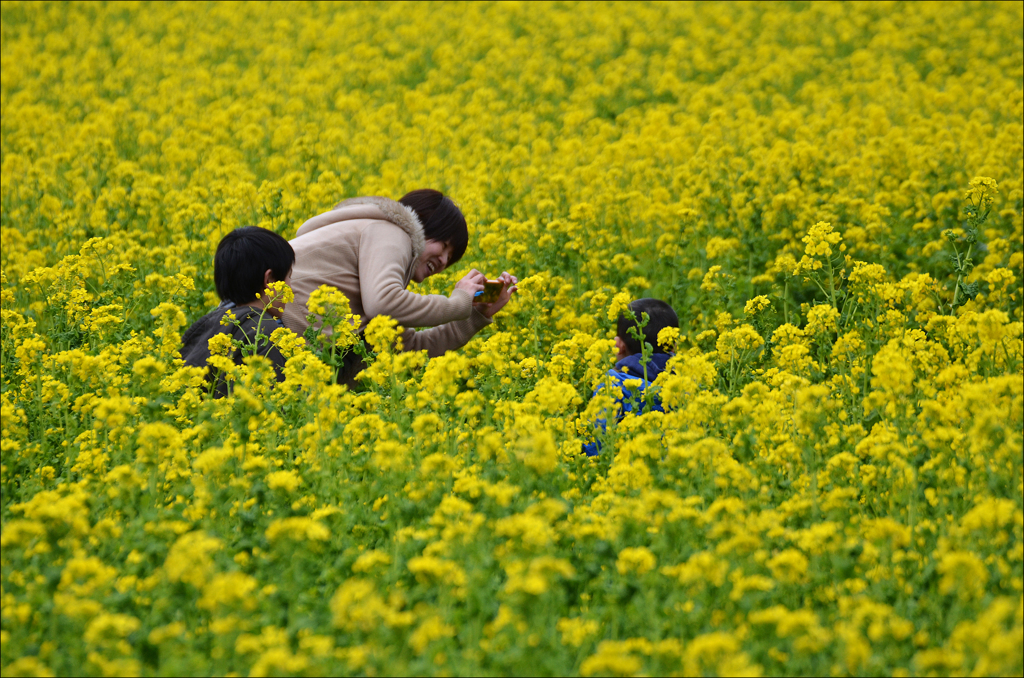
[454,269,486,298]
[474,271,518,319]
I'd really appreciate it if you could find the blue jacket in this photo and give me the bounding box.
[581,352,672,456]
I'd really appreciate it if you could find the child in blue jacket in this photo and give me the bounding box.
[582,298,678,456]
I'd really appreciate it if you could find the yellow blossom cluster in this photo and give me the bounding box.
[2,1,1022,676]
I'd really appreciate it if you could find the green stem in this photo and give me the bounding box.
[826,256,836,310]
[783,280,790,325]
[843,300,859,330]
[950,242,973,312]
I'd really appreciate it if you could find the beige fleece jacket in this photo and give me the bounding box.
[282,196,491,358]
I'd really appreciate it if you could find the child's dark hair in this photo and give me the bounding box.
[214,226,295,305]
[617,298,679,355]
[399,189,469,265]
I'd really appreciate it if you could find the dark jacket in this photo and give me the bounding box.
[581,352,672,456]
[180,302,289,397]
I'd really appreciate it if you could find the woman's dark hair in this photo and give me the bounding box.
[214,226,295,304]
[617,298,679,355]
[399,189,469,265]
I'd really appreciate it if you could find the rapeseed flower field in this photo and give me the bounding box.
[2,1,1022,675]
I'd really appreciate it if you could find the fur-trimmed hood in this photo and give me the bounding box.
[295,195,427,264]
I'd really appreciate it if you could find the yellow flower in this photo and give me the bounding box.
[352,550,393,573]
[607,291,632,322]
[265,517,330,543]
[716,324,764,362]
[207,331,236,357]
[515,427,559,475]
[330,578,414,632]
[964,176,998,207]
[263,279,295,305]
[148,622,186,645]
[364,315,403,353]
[1,657,56,677]
[269,327,307,358]
[83,613,141,646]
[503,556,575,595]
[409,616,456,655]
[198,572,259,611]
[266,469,302,492]
[706,236,741,260]
[766,549,809,584]
[616,547,657,576]
[701,265,723,292]
[794,221,843,274]
[580,641,643,677]
[656,326,681,352]
[805,304,840,335]
[743,295,771,315]
[165,531,222,588]
[407,556,467,587]
[937,551,988,599]
[557,617,600,648]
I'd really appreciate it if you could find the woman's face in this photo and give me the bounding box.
[412,239,453,283]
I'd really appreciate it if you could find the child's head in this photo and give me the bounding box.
[615,298,678,359]
[214,227,295,307]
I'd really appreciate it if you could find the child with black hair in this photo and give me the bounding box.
[582,298,679,456]
[180,226,296,397]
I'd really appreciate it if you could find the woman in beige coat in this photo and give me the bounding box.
[282,189,517,358]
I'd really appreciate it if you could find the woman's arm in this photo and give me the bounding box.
[400,271,517,357]
[359,223,474,327]
[401,309,493,357]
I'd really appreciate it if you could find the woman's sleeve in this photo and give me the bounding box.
[400,309,493,358]
[358,223,473,327]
